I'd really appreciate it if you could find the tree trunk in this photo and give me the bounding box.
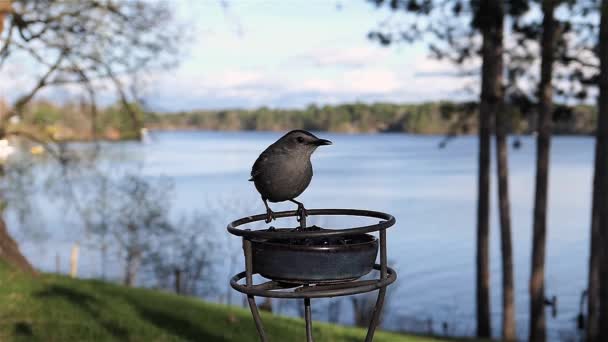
[587,97,603,341]
[496,112,516,341]
[530,1,556,341]
[0,0,34,275]
[0,214,36,273]
[0,1,10,36]
[124,248,140,287]
[352,296,377,328]
[476,0,504,337]
[597,2,608,341]
[259,298,273,313]
[476,74,492,340]
[0,142,36,273]
[174,268,182,295]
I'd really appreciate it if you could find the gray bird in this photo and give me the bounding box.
[250,130,332,223]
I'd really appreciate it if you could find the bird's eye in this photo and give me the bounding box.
[296,137,305,143]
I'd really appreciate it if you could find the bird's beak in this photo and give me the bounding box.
[314,138,332,146]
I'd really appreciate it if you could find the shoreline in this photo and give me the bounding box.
[144,127,596,137]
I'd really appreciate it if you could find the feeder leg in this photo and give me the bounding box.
[364,287,386,342]
[244,238,268,342]
[305,298,314,342]
[365,229,388,342]
[247,296,268,342]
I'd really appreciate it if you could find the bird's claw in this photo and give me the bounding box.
[296,204,308,222]
[265,208,276,223]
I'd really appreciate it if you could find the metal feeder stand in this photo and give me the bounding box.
[228,208,397,342]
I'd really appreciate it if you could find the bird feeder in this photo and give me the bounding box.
[228,208,396,342]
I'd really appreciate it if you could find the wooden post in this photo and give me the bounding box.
[70,243,79,278]
[55,253,60,274]
[174,268,181,294]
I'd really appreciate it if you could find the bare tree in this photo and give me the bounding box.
[0,0,180,272]
[352,293,382,328]
[147,213,219,297]
[78,172,174,287]
[327,299,342,324]
[112,175,173,287]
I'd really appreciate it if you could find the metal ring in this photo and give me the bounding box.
[230,264,397,299]
[227,208,396,239]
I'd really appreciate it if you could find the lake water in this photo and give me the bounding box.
[8,131,595,340]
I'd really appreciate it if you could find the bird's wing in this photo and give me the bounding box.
[250,143,287,181]
[250,149,270,181]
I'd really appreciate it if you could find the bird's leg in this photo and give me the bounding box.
[289,199,308,223]
[262,198,275,224]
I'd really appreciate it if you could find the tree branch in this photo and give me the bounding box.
[13,52,66,113]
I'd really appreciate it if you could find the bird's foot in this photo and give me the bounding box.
[265,208,276,224]
[296,204,308,222]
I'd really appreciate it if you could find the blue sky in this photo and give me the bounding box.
[1,1,477,112]
[143,0,475,111]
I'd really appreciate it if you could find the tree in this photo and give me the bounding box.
[366,1,532,337]
[0,0,35,273]
[147,213,219,297]
[530,1,558,341]
[597,2,608,340]
[501,1,603,338]
[0,0,180,272]
[114,175,173,287]
[496,109,516,340]
[588,79,603,342]
[475,0,508,336]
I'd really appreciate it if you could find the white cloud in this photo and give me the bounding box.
[298,68,401,94]
[291,46,391,68]
[146,50,474,111]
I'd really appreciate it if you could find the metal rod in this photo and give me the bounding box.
[364,229,388,342]
[380,229,387,279]
[228,209,396,239]
[244,238,268,342]
[364,287,386,342]
[253,281,298,291]
[230,265,397,299]
[305,297,314,342]
[244,238,253,285]
[247,296,267,342]
[295,280,379,293]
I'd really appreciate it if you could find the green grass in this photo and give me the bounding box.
[0,262,451,342]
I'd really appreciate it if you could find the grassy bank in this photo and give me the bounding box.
[0,262,461,342]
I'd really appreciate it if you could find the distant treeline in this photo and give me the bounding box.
[11,100,598,141]
[10,100,144,141]
[145,101,598,135]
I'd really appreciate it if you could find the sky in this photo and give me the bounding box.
[2,0,478,112]
[142,0,477,111]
